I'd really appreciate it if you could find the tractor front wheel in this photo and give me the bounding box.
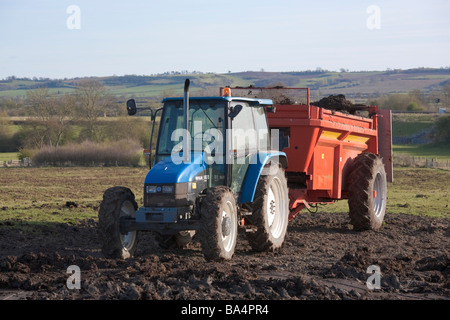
[199,187,238,261]
[98,187,138,259]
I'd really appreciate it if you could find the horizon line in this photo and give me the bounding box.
[2,66,450,82]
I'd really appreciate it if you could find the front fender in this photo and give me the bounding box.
[239,151,287,204]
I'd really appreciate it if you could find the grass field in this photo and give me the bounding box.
[0,167,448,234]
[393,142,450,161]
[0,152,19,161]
[0,167,147,232]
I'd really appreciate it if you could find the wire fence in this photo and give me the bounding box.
[0,158,32,167]
[393,154,450,170]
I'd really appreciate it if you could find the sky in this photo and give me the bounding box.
[0,0,449,79]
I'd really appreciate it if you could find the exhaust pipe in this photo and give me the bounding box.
[183,79,190,163]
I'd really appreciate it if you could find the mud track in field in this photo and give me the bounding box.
[1,212,449,300]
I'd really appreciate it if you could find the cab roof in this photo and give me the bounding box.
[162,96,273,106]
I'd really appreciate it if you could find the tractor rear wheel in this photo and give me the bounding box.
[348,153,387,231]
[199,187,238,261]
[98,187,138,259]
[246,165,289,252]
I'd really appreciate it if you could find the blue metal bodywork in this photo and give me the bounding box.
[143,150,287,204]
[144,152,206,184]
[239,151,287,203]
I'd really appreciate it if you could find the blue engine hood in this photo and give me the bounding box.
[145,153,206,184]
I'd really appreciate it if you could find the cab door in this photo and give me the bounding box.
[229,102,269,195]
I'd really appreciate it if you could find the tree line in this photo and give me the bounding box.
[368,86,450,112]
[0,79,152,165]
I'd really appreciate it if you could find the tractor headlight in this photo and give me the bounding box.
[162,185,174,193]
[145,185,174,194]
[146,185,158,193]
[143,183,189,207]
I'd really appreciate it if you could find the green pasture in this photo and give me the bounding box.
[0,152,19,161]
[393,142,450,161]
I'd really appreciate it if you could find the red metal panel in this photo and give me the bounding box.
[310,145,334,190]
[377,109,393,182]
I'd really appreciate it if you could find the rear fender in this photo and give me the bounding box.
[239,151,287,204]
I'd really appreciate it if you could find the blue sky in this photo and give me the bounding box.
[1,0,449,79]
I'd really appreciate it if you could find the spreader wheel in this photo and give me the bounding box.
[348,153,387,230]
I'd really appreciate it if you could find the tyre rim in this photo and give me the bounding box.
[221,200,236,253]
[120,200,136,251]
[373,172,385,217]
[267,176,286,239]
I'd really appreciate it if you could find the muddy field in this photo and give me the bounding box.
[1,209,448,301]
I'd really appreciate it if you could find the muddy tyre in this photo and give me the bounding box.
[348,153,387,231]
[246,165,289,252]
[199,187,238,261]
[98,187,138,259]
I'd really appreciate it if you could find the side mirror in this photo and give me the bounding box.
[126,99,137,116]
[228,104,243,120]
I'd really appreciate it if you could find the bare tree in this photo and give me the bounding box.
[53,94,76,147]
[25,88,74,148]
[75,79,113,141]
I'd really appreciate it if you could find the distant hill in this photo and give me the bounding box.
[1,68,450,103]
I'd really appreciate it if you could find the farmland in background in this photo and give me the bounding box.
[2,68,450,102]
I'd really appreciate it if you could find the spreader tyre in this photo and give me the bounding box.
[98,186,138,259]
[348,153,387,230]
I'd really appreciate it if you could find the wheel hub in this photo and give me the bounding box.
[222,216,232,237]
[269,200,276,216]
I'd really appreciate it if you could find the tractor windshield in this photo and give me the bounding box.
[156,99,226,162]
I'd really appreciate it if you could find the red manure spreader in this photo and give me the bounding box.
[222,87,393,231]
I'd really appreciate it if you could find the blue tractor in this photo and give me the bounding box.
[98,80,289,260]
